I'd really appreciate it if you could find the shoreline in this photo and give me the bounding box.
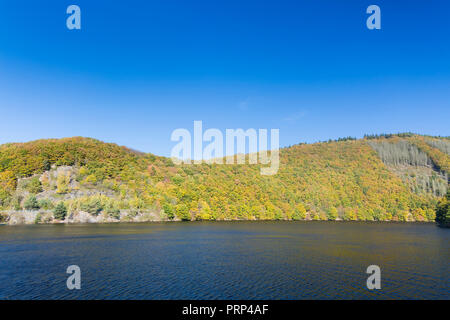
[0,218,438,227]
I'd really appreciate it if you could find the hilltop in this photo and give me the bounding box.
[0,134,448,225]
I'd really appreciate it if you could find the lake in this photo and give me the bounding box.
[0,221,448,299]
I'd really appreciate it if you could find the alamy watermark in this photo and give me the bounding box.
[170,121,279,175]
[366,265,381,290]
[66,265,81,290]
[66,5,81,30]
[63,264,380,292]
[366,5,381,30]
[66,4,380,31]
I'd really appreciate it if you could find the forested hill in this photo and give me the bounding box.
[0,134,449,224]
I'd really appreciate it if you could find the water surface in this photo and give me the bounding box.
[0,221,448,299]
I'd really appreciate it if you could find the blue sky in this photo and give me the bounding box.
[0,0,449,156]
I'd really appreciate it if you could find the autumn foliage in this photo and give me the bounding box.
[0,134,448,222]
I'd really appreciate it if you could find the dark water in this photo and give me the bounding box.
[0,221,448,300]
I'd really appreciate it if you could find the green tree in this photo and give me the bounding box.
[34,212,42,224]
[176,203,190,221]
[80,197,102,215]
[38,198,53,210]
[105,202,120,219]
[327,206,338,220]
[198,200,212,220]
[163,203,175,220]
[25,177,43,194]
[436,190,450,227]
[24,195,40,210]
[292,203,306,220]
[12,196,22,211]
[54,202,67,220]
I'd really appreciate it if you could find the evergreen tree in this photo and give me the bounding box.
[24,195,40,210]
[54,202,67,220]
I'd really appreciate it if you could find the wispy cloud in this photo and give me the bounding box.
[238,99,250,111]
[283,111,307,122]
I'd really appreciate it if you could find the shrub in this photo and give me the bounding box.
[34,212,42,224]
[127,209,138,218]
[106,203,121,219]
[0,190,10,208]
[56,173,70,194]
[24,196,40,210]
[38,198,54,210]
[12,196,22,210]
[24,177,42,194]
[84,174,97,184]
[80,198,102,215]
[108,210,121,219]
[79,167,89,176]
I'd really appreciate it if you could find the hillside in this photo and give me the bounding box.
[0,134,449,224]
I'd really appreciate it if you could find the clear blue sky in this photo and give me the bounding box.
[0,0,449,156]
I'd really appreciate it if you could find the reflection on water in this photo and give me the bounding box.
[0,221,448,299]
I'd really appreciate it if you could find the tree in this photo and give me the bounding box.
[105,201,121,219]
[0,170,17,205]
[0,134,448,223]
[24,195,40,210]
[292,203,306,220]
[175,203,190,221]
[0,170,17,193]
[38,198,53,210]
[198,200,212,220]
[327,206,338,220]
[56,172,70,194]
[40,173,50,190]
[84,174,97,184]
[425,208,436,221]
[80,197,102,215]
[79,166,89,176]
[43,159,51,171]
[436,190,450,227]
[163,203,175,220]
[54,202,67,220]
[25,176,43,194]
